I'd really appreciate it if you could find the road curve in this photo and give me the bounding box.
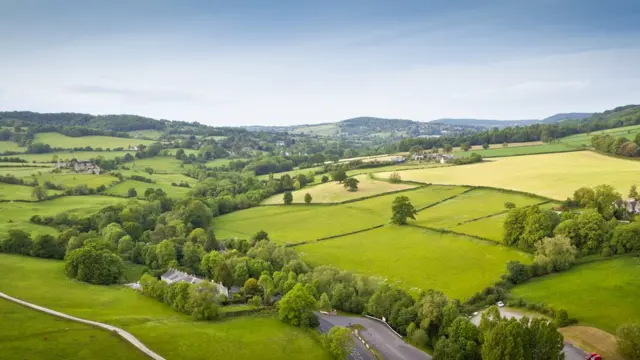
[0,291,165,360]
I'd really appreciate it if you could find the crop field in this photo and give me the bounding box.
[453,141,544,152]
[105,179,191,199]
[0,298,147,360]
[0,140,24,153]
[0,196,129,223]
[560,124,640,147]
[0,254,330,360]
[33,133,155,149]
[262,174,417,204]
[511,256,640,333]
[0,183,63,201]
[129,156,192,173]
[17,151,134,162]
[347,163,448,177]
[454,142,579,158]
[381,151,640,200]
[31,173,119,188]
[412,188,545,229]
[215,185,469,243]
[297,226,532,300]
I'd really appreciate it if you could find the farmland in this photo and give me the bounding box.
[0,298,147,360]
[0,183,62,201]
[127,129,164,139]
[511,256,640,333]
[0,140,24,153]
[381,151,640,200]
[33,133,155,149]
[297,226,532,299]
[261,174,417,204]
[30,173,120,188]
[454,142,579,158]
[105,179,191,199]
[0,196,129,223]
[0,254,331,360]
[129,156,192,173]
[560,124,640,147]
[16,151,134,162]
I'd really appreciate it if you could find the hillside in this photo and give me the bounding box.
[432,112,591,128]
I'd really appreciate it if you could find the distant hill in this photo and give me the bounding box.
[541,113,592,123]
[432,112,592,128]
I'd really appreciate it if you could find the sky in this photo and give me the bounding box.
[1,0,640,126]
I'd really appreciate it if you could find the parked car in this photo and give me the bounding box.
[496,301,505,307]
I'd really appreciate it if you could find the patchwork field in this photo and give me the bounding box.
[0,183,63,201]
[454,142,579,158]
[215,185,468,243]
[511,256,640,333]
[347,163,448,177]
[381,151,640,200]
[127,129,164,139]
[0,166,53,177]
[0,298,147,360]
[560,124,640,147]
[205,158,249,168]
[0,140,24,153]
[30,173,119,188]
[297,226,532,300]
[129,157,192,173]
[0,254,331,360]
[33,133,155,149]
[105,179,191,199]
[412,188,545,228]
[17,151,134,162]
[0,196,129,223]
[262,174,417,204]
[256,166,326,180]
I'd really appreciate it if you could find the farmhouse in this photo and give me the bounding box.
[411,153,425,161]
[160,269,231,297]
[128,145,139,151]
[55,160,101,174]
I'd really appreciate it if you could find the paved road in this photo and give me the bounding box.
[318,314,430,360]
[471,307,588,360]
[318,316,376,360]
[0,291,164,360]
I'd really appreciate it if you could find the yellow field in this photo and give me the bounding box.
[261,174,416,204]
[378,151,640,200]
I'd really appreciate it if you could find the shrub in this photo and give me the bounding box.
[617,322,640,359]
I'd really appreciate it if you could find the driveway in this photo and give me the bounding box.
[317,314,430,360]
[471,307,588,360]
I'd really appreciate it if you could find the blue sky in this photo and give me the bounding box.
[1,0,639,126]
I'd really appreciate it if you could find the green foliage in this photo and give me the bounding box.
[390,195,417,225]
[322,327,353,360]
[31,234,65,259]
[278,283,317,327]
[533,236,577,274]
[331,169,347,183]
[127,187,137,198]
[343,177,359,191]
[31,186,48,201]
[388,172,402,183]
[187,282,220,321]
[304,193,312,204]
[65,247,124,285]
[183,199,213,228]
[283,191,293,205]
[1,229,33,255]
[617,322,640,360]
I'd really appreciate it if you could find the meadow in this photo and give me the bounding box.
[511,256,640,333]
[33,133,155,149]
[0,196,129,223]
[0,140,25,153]
[381,151,640,200]
[118,169,195,186]
[0,222,58,238]
[0,298,147,360]
[31,173,120,188]
[560,124,640,147]
[256,165,326,180]
[17,151,134,162]
[214,185,469,243]
[129,156,192,173]
[454,142,579,158]
[127,129,164,139]
[0,254,331,360]
[105,179,191,199]
[297,225,532,300]
[261,174,417,204]
[0,166,54,177]
[0,183,63,201]
[347,163,448,177]
[205,158,249,168]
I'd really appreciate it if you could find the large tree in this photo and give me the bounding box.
[65,247,124,285]
[283,191,293,205]
[391,196,417,225]
[278,283,317,327]
[322,326,354,360]
[533,235,577,273]
[31,186,48,201]
[343,177,359,192]
[617,322,640,360]
[332,169,347,183]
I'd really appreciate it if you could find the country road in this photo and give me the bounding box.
[318,316,376,360]
[0,291,164,360]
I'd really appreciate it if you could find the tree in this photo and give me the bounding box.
[321,175,329,183]
[127,188,138,198]
[117,235,134,260]
[482,143,489,150]
[244,278,261,297]
[304,193,312,204]
[31,234,65,259]
[391,196,417,225]
[318,293,332,311]
[504,201,515,209]
[434,317,480,360]
[65,247,124,285]
[505,261,531,284]
[175,148,186,160]
[322,326,354,360]
[343,177,359,192]
[503,207,529,246]
[460,142,471,152]
[534,235,577,273]
[617,322,640,360]
[278,283,317,327]
[183,199,213,228]
[283,191,293,205]
[389,172,402,183]
[332,169,347,183]
[181,242,204,274]
[629,185,638,200]
[31,186,48,201]
[443,144,453,153]
[187,281,220,320]
[611,221,640,254]
[156,240,177,269]
[1,229,32,255]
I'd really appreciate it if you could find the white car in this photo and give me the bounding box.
[496,301,505,307]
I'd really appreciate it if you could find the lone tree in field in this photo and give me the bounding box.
[283,191,293,205]
[31,186,48,201]
[127,188,137,198]
[461,142,471,152]
[389,172,402,183]
[304,193,312,204]
[332,169,347,183]
[343,177,359,192]
[391,196,417,225]
[482,143,490,150]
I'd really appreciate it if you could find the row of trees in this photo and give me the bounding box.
[591,133,640,157]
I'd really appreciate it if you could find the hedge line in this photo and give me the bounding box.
[286,224,386,248]
[407,223,498,245]
[414,187,475,213]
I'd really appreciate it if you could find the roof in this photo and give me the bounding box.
[161,269,204,285]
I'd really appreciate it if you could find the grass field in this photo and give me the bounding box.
[0,254,331,360]
[560,124,640,147]
[0,166,55,177]
[256,166,326,180]
[31,173,119,188]
[0,196,129,223]
[297,226,532,300]
[0,298,147,360]
[205,158,249,168]
[0,183,63,201]
[105,179,191,199]
[0,141,25,153]
[454,142,579,158]
[17,151,134,163]
[511,256,640,333]
[33,133,155,149]
[214,186,469,243]
[381,151,640,200]
[0,222,58,238]
[412,188,545,229]
[129,157,192,174]
[337,152,408,163]
[261,174,417,204]
[347,163,448,177]
[118,169,195,186]
[127,129,164,139]
[453,141,544,152]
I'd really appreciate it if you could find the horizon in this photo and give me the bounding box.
[1,0,639,126]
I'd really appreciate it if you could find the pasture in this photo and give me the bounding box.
[127,129,164,139]
[118,169,195,186]
[0,298,147,360]
[105,179,191,199]
[17,151,134,162]
[511,256,640,333]
[337,152,408,163]
[0,166,54,177]
[560,124,640,147]
[0,141,24,153]
[33,133,155,149]
[347,163,448,177]
[261,174,417,204]
[0,196,129,222]
[31,173,119,188]
[297,225,532,300]
[454,142,578,158]
[0,183,63,201]
[256,166,326,180]
[214,185,469,243]
[412,188,545,229]
[129,156,191,174]
[381,151,640,200]
[0,222,58,238]
[0,254,331,360]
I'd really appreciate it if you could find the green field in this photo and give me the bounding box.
[261,174,417,204]
[0,298,147,360]
[0,166,54,177]
[454,142,579,158]
[298,226,532,300]
[0,183,63,201]
[105,179,191,199]
[289,123,339,136]
[560,124,640,147]
[215,185,469,243]
[127,129,164,139]
[33,133,155,149]
[129,157,193,173]
[0,141,25,153]
[381,151,640,200]
[0,196,129,222]
[0,222,58,238]
[412,188,545,229]
[256,166,326,180]
[118,169,195,186]
[511,257,640,333]
[17,151,134,162]
[0,254,331,360]
[31,173,119,188]
[346,163,448,177]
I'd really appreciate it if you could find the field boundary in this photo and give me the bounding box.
[415,187,475,212]
[475,146,584,159]
[286,224,386,247]
[407,223,501,245]
[453,200,554,227]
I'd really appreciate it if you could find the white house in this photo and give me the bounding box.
[161,269,230,298]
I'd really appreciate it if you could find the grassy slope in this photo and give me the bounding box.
[0,298,147,360]
[0,196,129,222]
[105,179,191,199]
[17,151,134,162]
[0,166,55,177]
[383,151,640,200]
[129,157,191,174]
[0,141,25,153]
[511,256,640,333]
[262,175,416,204]
[0,183,62,201]
[31,173,119,188]
[33,133,154,149]
[127,130,164,139]
[560,124,640,147]
[0,254,330,360]
[297,225,531,300]
[455,142,578,158]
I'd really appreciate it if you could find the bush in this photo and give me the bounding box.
[617,322,640,359]
[65,247,124,285]
[389,172,402,183]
